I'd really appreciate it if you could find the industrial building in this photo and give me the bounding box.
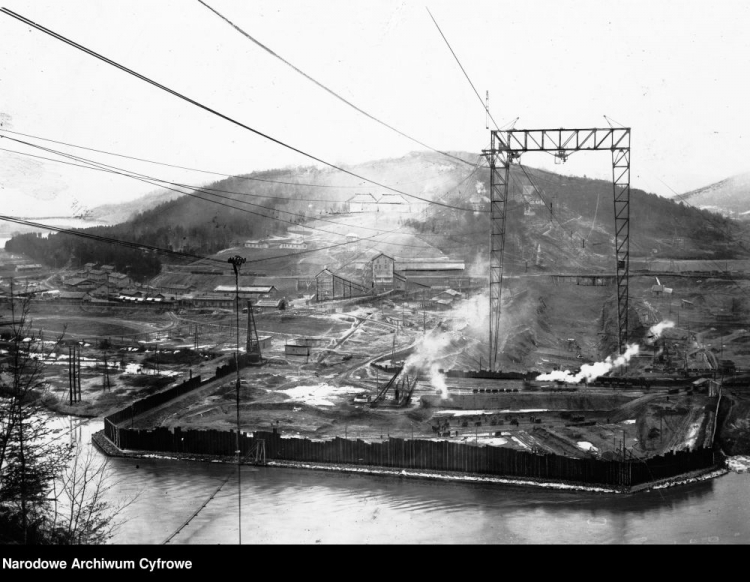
[213,285,278,300]
[347,193,379,213]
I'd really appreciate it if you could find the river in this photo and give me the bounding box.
[55,417,750,544]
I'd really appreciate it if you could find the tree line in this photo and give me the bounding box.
[5,232,162,282]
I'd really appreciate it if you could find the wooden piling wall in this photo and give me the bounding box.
[101,361,719,489]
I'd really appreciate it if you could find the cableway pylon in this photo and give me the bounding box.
[483,127,631,369]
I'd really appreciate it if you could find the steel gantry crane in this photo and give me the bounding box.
[483,127,631,369]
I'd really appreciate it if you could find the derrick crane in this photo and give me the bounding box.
[483,127,631,369]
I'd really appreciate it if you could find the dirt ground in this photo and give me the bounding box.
[1,263,744,458]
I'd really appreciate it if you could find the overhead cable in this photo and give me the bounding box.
[0,127,365,191]
[0,8,479,213]
[0,136,464,248]
[196,0,475,169]
[426,7,501,131]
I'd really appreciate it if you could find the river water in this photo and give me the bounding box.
[58,417,750,544]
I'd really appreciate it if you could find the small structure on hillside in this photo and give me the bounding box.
[160,283,193,295]
[364,252,395,291]
[315,269,369,301]
[377,193,410,213]
[284,336,331,357]
[244,239,270,249]
[190,294,235,309]
[255,298,287,311]
[278,241,308,250]
[395,259,465,286]
[347,193,378,213]
[213,285,278,300]
[248,336,272,351]
[16,264,42,272]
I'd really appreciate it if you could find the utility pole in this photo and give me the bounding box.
[76,344,81,402]
[69,345,74,405]
[102,350,110,392]
[228,254,246,545]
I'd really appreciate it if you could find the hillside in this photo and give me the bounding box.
[8,151,749,282]
[102,151,747,265]
[679,172,750,220]
[87,188,185,224]
[411,164,748,273]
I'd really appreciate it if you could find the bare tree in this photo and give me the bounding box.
[0,284,70,543]
[53,442,136,544]
[0,283,129,544]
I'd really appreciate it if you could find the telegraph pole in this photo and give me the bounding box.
[77,345,81,402]
[69,345,74,405]
[228,254,246,545]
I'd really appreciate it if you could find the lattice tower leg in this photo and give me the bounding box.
[246,300,262,362]
[612,148,630,353]
[487,136,511,370]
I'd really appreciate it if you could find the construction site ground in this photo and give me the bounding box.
[3,259,749,461]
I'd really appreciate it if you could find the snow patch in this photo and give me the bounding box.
[683,421,702,450]
[577,441,598,452]
[726,455,750,473]
[481,437,508,446]
[434,408,547,417]
[280,383,366,407]
[511,436,530,449]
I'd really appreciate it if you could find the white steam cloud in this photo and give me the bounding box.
[536,343,640,384]
[403,330,454,399]
[402,292,493,398]
[467,252,490,281]
[399,288,534,394]
[647,320,675,343]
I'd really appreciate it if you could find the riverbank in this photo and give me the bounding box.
[91,429,728,494]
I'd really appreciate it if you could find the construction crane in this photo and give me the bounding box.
[483,127,631,369]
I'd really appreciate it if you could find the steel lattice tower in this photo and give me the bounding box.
[483,127,631,369]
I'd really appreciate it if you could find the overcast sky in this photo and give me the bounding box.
[1,0,750,217]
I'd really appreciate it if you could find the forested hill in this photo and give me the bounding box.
[677,172,750,220]
[6,151,748,279]
[410,163,748,271]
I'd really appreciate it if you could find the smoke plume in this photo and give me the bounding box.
[535,343,640,384]
[467,252,490,280]
[401,289,530,396]
[647,320,675,343]
[403,329,454,398]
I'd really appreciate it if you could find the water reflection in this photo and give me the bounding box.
[45,416,750,544]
